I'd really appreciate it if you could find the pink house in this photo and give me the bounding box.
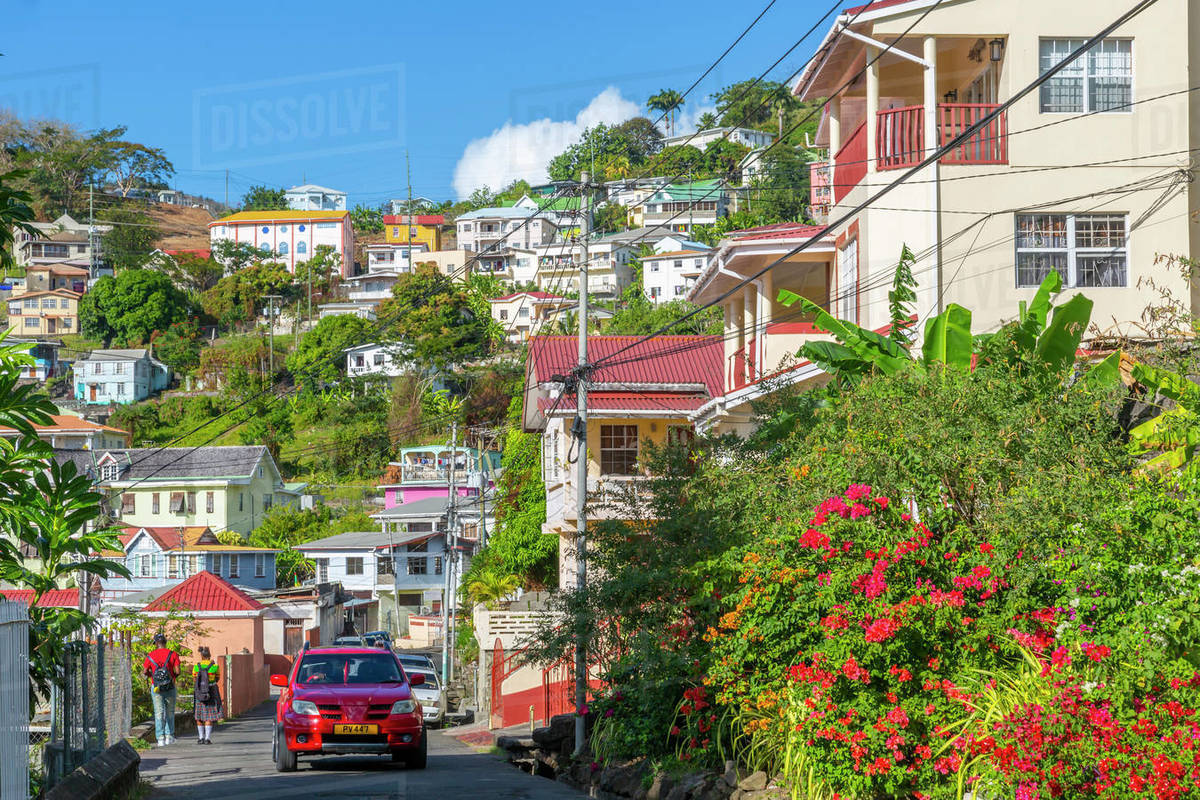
[379,446,501,510]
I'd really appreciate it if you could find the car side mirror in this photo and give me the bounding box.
[269,674,289,687]
[409,673,425,686]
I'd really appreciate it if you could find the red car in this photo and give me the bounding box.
[270,644,427,771]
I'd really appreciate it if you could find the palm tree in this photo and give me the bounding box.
[0,169,38,274]
[466,573,521,610]
[647,89,686,136]
[697,111,719,131]
[603,154,632,181]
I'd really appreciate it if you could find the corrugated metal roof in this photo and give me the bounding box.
[456,207,536,221]
[0,588,80,608]
[727,222,829,241]
[210,210,348,225]
[528,336,723,398]
[382,214,444,225]
[143,571,265,612]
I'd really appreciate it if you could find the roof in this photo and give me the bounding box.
[210,210,349,226]
[143,571,265,613]
[372,495,452,519]
[8,289,80,300]
[163,248,212,260]
[843,0,919,13]
[0,588,79,608]
[647,180,727,204]
[75,348,150,361]
[98,445,268,481]
[382,214,444,225]
[726,222,830,242]
[0,414,128,437]
[539,393,710,414]
[119,526,275,553]
[527,336,724,399]
[286,184,344,194]
[456,207,537,221]
[24,263,91,275]
[491,291,567,303]
[295,528,436,551]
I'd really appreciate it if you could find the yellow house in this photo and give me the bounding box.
[383,214,443,250]
[523,335,725,589]
[5,289,81,337]
[93,445,306,537]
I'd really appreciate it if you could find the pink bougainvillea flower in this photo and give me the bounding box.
[849,503,871,519]
[845,483,872,501]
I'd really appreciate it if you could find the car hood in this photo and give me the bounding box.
[294,685,413,704]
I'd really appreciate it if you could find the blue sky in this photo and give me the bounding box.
[1,0,825,205]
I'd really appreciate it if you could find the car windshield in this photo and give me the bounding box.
[398,655,433,667]
[296,654,403,685]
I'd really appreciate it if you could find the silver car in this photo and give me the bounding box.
[405,667,445,727]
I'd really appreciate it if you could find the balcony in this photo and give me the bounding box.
[830,104,1008,203]
[544,476,653,529]
[399,464,470,485]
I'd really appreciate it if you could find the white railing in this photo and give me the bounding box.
[0,601,29,800]
[346,289,393,302]
[399,464,471,484]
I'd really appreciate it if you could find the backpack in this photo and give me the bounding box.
[195,664,212,704]
[150,653,174,691]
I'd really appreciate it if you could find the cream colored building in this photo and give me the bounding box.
[489,292,574,342]
[692,0,1200,433]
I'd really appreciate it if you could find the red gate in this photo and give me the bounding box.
[542,657,573,720]
[490,637,526,729]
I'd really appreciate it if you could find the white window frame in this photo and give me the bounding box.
[839,237,859,323]
[1038,38,1134,114]
[228,554,240,578]
[1014,213,1129,288]
[255,553,266,577]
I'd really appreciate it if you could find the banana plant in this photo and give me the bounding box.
[1128,363,1200,476]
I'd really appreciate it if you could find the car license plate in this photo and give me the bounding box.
[333,724,378,735]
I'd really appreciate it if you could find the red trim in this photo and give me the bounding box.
[766,322,829,335]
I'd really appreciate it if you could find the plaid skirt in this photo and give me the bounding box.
[194,693,223,722]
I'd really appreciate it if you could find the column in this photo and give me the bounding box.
[923,37,939,157]
[828,99,841,193]
[865,45,880,173]
[743,285,756,383]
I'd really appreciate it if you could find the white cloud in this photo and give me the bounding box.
[452,87,641,200]
[671,104,720,138]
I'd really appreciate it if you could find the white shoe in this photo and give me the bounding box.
[165,735,176,745]
[157,738,166,747]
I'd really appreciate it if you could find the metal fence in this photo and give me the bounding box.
[44,638,132,790]
[0,601,30,800]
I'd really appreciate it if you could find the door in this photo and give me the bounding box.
[89,385,96,401]
[46,318,55,334]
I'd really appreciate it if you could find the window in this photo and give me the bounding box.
[650,286,661,299]
[24,318,36,327]
[600,424,639,475]
[298,224,306,233]
[649,262,660,272]
[674,285,685,296]
[499,309,508,320]
[314,558,327,582]
[167,554,179,579]
[255,553,267,577]
[373,353,384,366]
[94,362,104,374]
[518,307,530,318]
[212,554,222,576]
[186,492,196,514]
[378,555,395,575]
[1039,38,1132,113]
[114,362,124,375]
[279,225,288,233]
[117,383,125,396]
[121,493,135,515]
[101,463,120,482]
[278,242,289,255]
[839,237,859,322]
[170,492,185,513]
[263,494,273,511]
[434,557,443,575]
[297,241,306,254]
[139,554,152,578]
[407,557,428,575]
[355,355,365,368]
[205,491,215,514]
[673,260,683,270]
[259,242,271,253]
[151,493,160,514]
[345,557,364,576]
[60,318,72,329]
[238,492,244,512]
[23,297,36,308]
[42,298,56,309]
[222,554,236,578]
[261,226,270,234]
[1015,213,1127,288]
[392,227,400,237]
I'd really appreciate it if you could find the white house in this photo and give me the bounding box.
[364,242,429,274]
[345,343,412,378]
[455,207,557,278]
[208,210,354,275]
[641,247,711,304]
[0,414,129,450]
[662,127,776,151]
[489,292,574,342]
[12,214,111,268]
[285,184,347,211]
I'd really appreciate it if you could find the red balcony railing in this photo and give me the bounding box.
[832,121,867,204]
[938,103,1007,164]
[876,105,924,170]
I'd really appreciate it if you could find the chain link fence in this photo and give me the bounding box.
[43,638,132,791]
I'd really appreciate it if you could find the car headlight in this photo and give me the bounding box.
[291,699,320,716]
[390,699,418,714]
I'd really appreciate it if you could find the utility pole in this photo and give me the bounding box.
[88,182,99,279]
[224,169,229,210]
[264,295,282,374]
[442,422,458,684]
[573,172,591,756]
[386,523,403,639]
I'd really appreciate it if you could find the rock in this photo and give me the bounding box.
[723,761,738,788]
[600,761,648,797]
[730,791,744,800]
[646,774,674,800]
[738,772,768,792]
[698,781,733,800]
[532,713,576,750]
[494,735,529,754]
[665,773,706,800]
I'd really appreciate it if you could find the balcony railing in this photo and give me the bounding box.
[399,464,470,484]
[544,476,653,527]
[875,103,1008,171]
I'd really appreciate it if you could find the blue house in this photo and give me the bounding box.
[100,525,278,603]
[74,348,170,405]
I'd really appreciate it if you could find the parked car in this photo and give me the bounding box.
[270,644,427,771]
[396,652,437,674]
[363,630,394,648]
[405,667,446,727]
[333,635,365,646]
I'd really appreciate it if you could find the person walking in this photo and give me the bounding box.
[193,646,222,744]
[143,633,180,747]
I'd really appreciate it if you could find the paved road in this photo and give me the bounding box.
[143,703,582,800]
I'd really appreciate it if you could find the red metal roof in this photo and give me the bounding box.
[538,393,709,414]
[382,214,444,225]
[120,526,215,551]
[143,571,265,613]
[527,336,724,399]
[727,222,830,241]
[0,588,80,608]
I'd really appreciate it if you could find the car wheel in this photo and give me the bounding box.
[404,727,428,770]
[274,725,298,772]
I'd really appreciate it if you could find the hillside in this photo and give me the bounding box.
[146,204,215,251]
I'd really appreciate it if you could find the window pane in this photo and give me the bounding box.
[1076,255,1127,287]
[1087,40,1132,112]
[1017,252,1068,288]
[1074,215,1126,249]
[1016,215,1068,249]
[1039,39,1086,112]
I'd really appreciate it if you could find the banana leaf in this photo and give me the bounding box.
[778,292,912,374]
[1014,270,1064,352]
[1080,351,1123,389]
[921,304,973,369]
[1035,294,1093,372]
[1132,363,1200,408]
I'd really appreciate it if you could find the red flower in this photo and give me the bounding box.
[844,484,872,501]
[887,706,909,728]
[864,617,900,643]
[979,543,994,555]
[873,496,890,508]
[849,503,871,519]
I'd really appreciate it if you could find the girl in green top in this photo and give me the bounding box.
[192,646,222,744]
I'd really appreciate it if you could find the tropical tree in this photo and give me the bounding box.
[0,168,39,271]
[241,185,288,211]
[697,111,719,130]
[647,89,686,136]
[285,313,375,390]
[1127,363,1200,477]
[97,206,160,272]
[80,268,196,346]
[377,264,492,368]
[102,132,174,196]
[466,573,520,610]
[146,249,224,294]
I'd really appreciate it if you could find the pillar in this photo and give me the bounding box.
[923,37,939,156]
[865,45,880,173]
